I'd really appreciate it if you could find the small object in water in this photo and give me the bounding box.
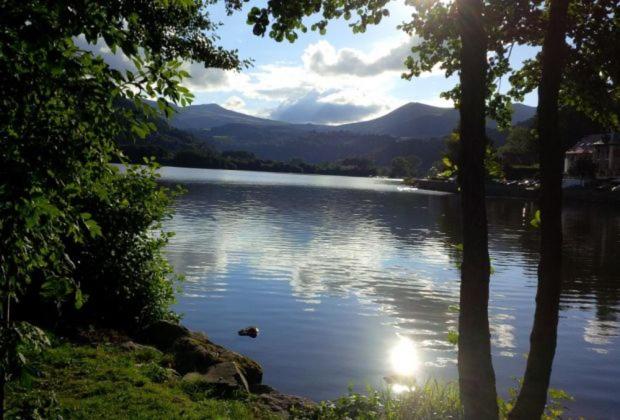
[238,326,259,338]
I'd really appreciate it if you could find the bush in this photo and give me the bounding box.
[65,163,183,329]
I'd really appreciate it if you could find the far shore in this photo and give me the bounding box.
[407,178,620,203]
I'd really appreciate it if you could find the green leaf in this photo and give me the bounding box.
[447,330,459,346]
[85,219,102,238]
[75,288,84,309]
[530,210,541,228]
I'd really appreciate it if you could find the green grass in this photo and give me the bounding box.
[6,339,274,419]
[6,335,572,419]
[299,381,462,420]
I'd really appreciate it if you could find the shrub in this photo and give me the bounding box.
[65,163,183,329]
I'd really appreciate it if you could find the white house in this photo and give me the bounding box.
[564,133,620,179]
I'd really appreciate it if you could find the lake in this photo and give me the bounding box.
[161,166,620,418]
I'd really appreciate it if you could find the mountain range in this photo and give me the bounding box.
[147,101,537,172]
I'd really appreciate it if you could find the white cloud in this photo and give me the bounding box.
[302,38,418,77]
[73,35,447,123]
[182,65,251,92]
[270,90,388,124]
[222,95,246,112]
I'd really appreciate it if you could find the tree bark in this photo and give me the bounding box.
[0,294,10,419]
[455,1,498,419]
[509,1,569,419]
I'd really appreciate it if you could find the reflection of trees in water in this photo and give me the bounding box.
[168,182,620,339]
[562,204,620,325]
[434,197,620,326]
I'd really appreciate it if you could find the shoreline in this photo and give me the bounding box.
[407,178,620,203]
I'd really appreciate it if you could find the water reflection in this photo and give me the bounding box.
[389,336,421,377]
[160,168,620,418]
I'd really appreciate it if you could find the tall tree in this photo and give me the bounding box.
[454,1,499,418]
[509,2,570,418]
[507,0,620,417]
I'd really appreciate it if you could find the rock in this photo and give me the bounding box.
[184,332,263,385]
[120,341,156,352]
[182,362,249,396]
[120,341,143,351]
[138,320,190,350]
[250,384,277,394]
[120,341,163,362]
[172,336,220,374]
[238,326,259,338]
[255,389,316,417]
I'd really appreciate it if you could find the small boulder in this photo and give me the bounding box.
[172,336,220,374]
[255,390,316,417]
[238,326,259,338]
[120,341,146,352]
[187,333,263,385]
[120,341,163,362]
[182,362,249,396]
[138,320,190,350]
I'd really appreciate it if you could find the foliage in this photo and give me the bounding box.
[507,0,620,132]
[390,156,421,178]
[297,381,462,420]
[434,132,504,180]
[530,210,541,229]
[0,322,50,394]
[447,330,459,346]
[6,338,272,420]
[498,383,574,420]
[63,163,182,328]
[499,126,537,163]
[0,0,247,409]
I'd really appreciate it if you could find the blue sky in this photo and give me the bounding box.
[83,1,539,124]
[186,1,541,124]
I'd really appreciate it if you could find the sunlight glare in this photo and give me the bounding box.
[389,336,420,377]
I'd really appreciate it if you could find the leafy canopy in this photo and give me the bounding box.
[0,0,245,385]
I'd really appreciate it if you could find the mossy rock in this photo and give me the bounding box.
[181,362,250,397]
[188,333,263,386]
[171,333,263,386]
[172,336,220,374]
[138,320,190,350]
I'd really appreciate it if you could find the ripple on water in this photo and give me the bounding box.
[162,169,620,417]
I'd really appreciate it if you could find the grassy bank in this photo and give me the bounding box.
[5,332,571,419]
[6,337,275,420]
[4,332,464,419]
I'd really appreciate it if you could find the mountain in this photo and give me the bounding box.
[339,102,460,138]
[168,100,536,139]
[339,102,536,138]
[169,103,284,131]
[154,101,536,173]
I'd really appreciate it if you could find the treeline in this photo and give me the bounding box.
[121,144,382,177]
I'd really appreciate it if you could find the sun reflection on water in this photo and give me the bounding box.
[389,336,420,376]
[386,336,421,393]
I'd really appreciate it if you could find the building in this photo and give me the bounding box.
[564,133,620,179]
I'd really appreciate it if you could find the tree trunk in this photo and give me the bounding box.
[509,1,569,419]
[0,294,10,419]
[455,1,498,419]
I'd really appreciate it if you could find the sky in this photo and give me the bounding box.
[85,1,539,125]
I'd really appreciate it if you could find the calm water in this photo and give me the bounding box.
[161,167,620,418]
